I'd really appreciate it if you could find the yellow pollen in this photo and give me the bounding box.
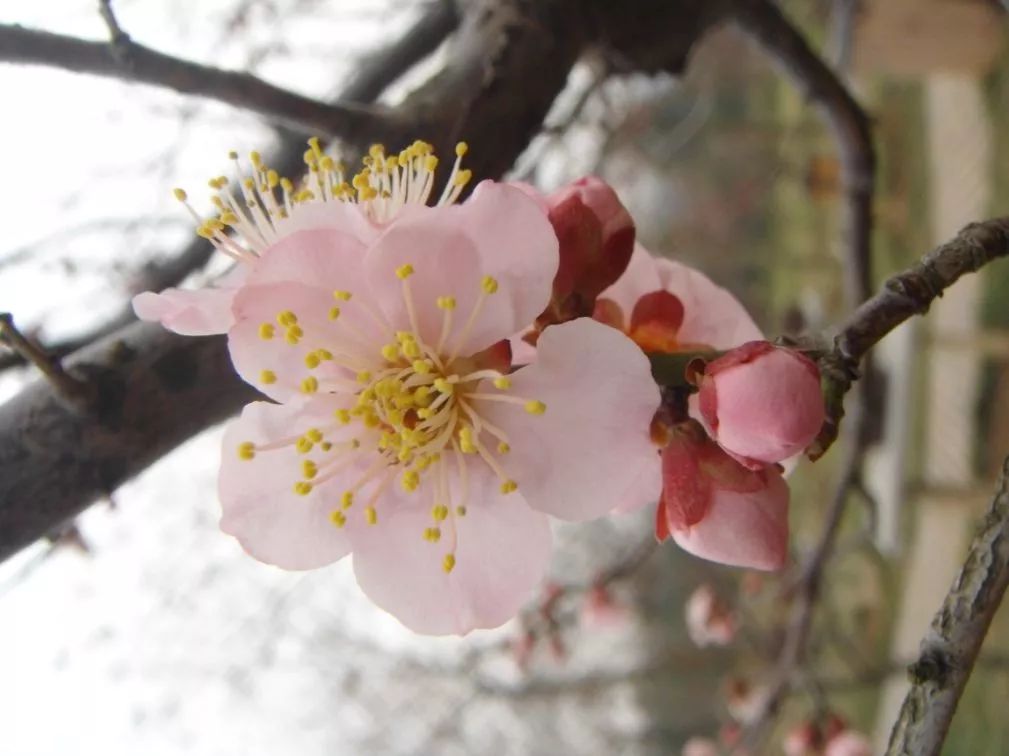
[357,370,372,384]
[304,352,321,369]
[320,442,333,451]
[455,142,469,157]
[285,326,303,344]
[432,504,448,522]
[277,310,297,326]
[436,296,457,310]
[227,150,238,160]
[424,155,438,172]
[458,426,477,454]
[497,441,511,454]
[365,506,378,525]
[412,359,432,374]
[481,275,499,294]
[456,506,467,517]
[294,481,313,496]
[296,437,313,454]
[401,470,421,492]
[381,344,399,361]
[237,441,255,460]
[333,290,352,301]
[442,554,456,574]
[395,264,415,280]
[302,460,318,479]
[341,491,354,509]
[424,527,442,542]
[330,510,347,528]
[259,323,275,340]
[260,370,277,384]
[434,378,454,395]
[334,408,351,424]
[500,480,518,494]
[524,400,547,415]
[328,306,341,321]
[173,188,187,201]
[402,340,421,359]
[453,169,472,187]
[300,376,319,394]
[306,428,324,443]
[492,376,511,390]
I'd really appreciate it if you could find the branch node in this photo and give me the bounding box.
[98,0,135,69]
[0,313,95,407]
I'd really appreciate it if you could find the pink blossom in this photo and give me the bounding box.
[682,738,721,756]
[697,341,824,468]
[214,149,659,634]
[657,423,789,571]
[685,584,736,647]
[824,731,873,756]
[783,723,820,756]
[133,140,476,335]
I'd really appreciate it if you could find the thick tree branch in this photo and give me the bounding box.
[0,23,407,140]
[885,455,1009,756]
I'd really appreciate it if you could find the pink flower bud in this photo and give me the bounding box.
[685,584,736,647]
[540,176,635,325]
[698,341,824,467]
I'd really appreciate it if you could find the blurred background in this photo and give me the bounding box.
[1,1,1008,754]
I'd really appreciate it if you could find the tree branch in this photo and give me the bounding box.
[813,216,1009,456]
[0,23,406,140]
[885,455,1009,756]
[730,0,875,312]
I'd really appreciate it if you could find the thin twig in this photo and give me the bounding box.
[0,314,94,405]
[885,455,1009,755]
[0,23,406,139]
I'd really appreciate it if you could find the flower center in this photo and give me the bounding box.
[238,265,546,574]
[174,138,473,261]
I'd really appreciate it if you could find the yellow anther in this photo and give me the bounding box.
[296,437,313,454]
[395,264,415,280]
[308,136,322,154]
[442,554,456,574]
[436,296,457,310]
[173,188,187,201]
[433,378,454,395]
[320,442,333,452]
[320,155,335,171]
[300,376,319,394]
[220,211,239,225]
[341,491,354,509]
[259,323,275,340]
[402,340,421,359]
[492,376,511,390]
[228,150,239,160]
[458,426,477,454]
[453,169,473,187]
[266,170,279,188]
[333,289,352,301]
[356,370,372,384]
[455,506,467,517]
[277,310,298,326]
[260,370,277,385]
[293,481,313,496]
[424,527,442,543]
[424,155,438,172]
[455,142,469,157]
[497,441,511,454]
[334,408,351,425]
[414,386,432,404]
[250,150,263,167]
[481,275,499,294]
[416,408,432,420]
[304,352,321,369]
[401,470,420,492]
[316,349,333,361]
[306,428,324,443]
[524,400,547,415]
[412,359,432,374]
[363,413,381,429]
[280,177,294,193]
[301,460,318,479]
[365,506,378,525]
[328,306,341,320]
[432,504,449,522]
[330,510,346,528]
[368,143,385,159]
[381,343,399,362]
[500,480,518,494]
[285,326,303,344]
[237,441,255,460]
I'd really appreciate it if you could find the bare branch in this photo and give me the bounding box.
[813,216,1009,457]
[0,23,406,140]
[0,314,94,405]
[884,455,1009,755]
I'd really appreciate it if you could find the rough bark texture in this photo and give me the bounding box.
[0,0,725,561]
[885,455,1009,756]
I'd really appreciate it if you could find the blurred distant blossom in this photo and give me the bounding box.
[685,583,736,647]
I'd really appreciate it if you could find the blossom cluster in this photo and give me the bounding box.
[135,138,825,635]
